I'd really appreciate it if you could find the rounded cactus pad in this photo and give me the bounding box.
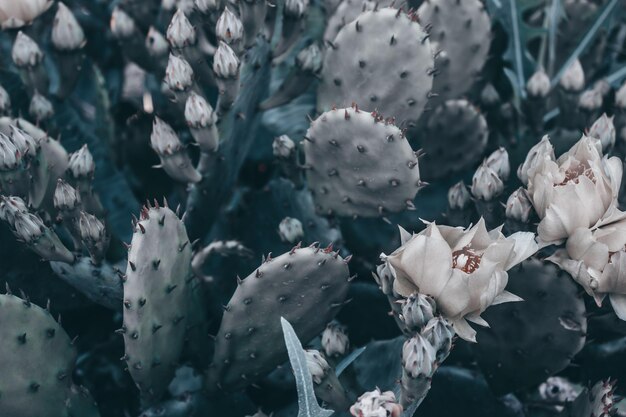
[473,259,587,395]
[418,0,491,103]
[304,106,422,217]
[123,201,194,404]
[323,0,393,43]
[318,7,434,127]
[0,293,76,417]
[418,99,488,180]
[206,244,351,391]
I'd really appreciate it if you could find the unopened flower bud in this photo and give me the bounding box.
[195,0,219,13]
[526,68,550,98]
[285,0,309,18]
[0,133,21,171]
[0,85,11,115]
[296,43,322,73]
[0,196,28,225]
[0,0,52,29]
[54,179,81,211]
[402,334,436,379]
[321,321,349,357]
[588,113,615,152]
[78,211,106,244]
[304,349,329,384]
[213,41,240,78]
[12,31,44,68]
[447,181,471,210]
[110,7,136,39]
[421,317,454,363]
[167,9,196,48]
[278,217,303,243]
[578,89,602,111]
[146,27,169,57]
[350,389,402,417]
[471,164,503,201]
[9,125,38,157]
[165,53,194,91]
[480,83,500,107]
[29,91,53,122]
[151,117,201,183]
[373,261,395,296]
[151,117,182,155]
[52,3,86,51]
[517,135,555,185]
[272,135,295,159]
[484,147,510,180]
[13,211,44,242]
[538,377,578,403]
[399,293,435,333]
[559,59,584,92]
[505,187,533,223]
[185,92,217,128]
[216,8,243,46]
[122,63,146,101]
[68,144,95,179]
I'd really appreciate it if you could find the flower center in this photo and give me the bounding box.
[452,247,482,274]
[557,164,596,186]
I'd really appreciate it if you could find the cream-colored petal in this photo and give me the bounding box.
[465,314,490,327]
[436,268,472,318]
[503,232,539,270]
[610,294,626,321]
[482,239,515,269]
[602,156,623,200]
[547,250,597,298]
[398,225,412,245]
[450,317,477,343]
[566,228,609,272]
[492,290,523,305]
[598,251,626,295]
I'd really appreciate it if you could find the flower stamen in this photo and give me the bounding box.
[452,247,482,274]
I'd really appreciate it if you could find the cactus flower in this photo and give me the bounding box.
[505,187,533,223]
[484,147,510,180]
[517,135,556,186]
[384,219,538,341]
[471,163,503,201]
[350,388,403,417]
[303,349,329,384]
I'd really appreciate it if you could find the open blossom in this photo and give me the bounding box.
[549,207,626,319]
[526,135,622,245]
[383,219,538,342]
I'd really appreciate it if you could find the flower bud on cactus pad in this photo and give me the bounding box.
[399,293,436,334]
[278,216,304,243]
[471,163,504,201]
[185,92,219,153]
[29,91,54,122]
[421,317,454,363]
[52,3,86,51]
[164,54,194,92]
[54,179,81,211]
[110,7,136,39]
[167,9,196,48]
[484,147,510,181]
[12,31,44,68]
[505,187,533,223]
[68,144,95,179]
[526,68,550,98]
[447,182,471,210]
[321,321,349,357]
[150,117,201,183]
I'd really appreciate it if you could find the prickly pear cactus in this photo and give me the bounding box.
[318,7,434,127]
[417,99,488,180]
[123,202,194,404]
[323,0,392,43]
[206,244,351,391]
[417,0,491,103]
[473,259,587,395]
[304,106,422,217]
[0,292,95,417]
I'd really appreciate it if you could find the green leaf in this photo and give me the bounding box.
[281,317,334,417]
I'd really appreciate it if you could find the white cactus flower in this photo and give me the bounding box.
[484,147,510,180]
[505,187,533,223]
[399,293,435,332]
[517,135,556,186]
[272,135,295,159]
[164,53,194,91]
[402,334,437,379]
[53,179,81,211]
[0,0,52,29]
[184,92,217,128]
[213,41,240,78]
[526,135,622,245]
[384,219,538,342]
[471,163,503,201]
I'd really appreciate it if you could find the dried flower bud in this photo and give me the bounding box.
[402,334,436,379]
[110,7,136,39]
[304,349,330,384]
[29,91,53,122]
[578,89,602,111]
[285,0,309,18]
[421,317,454,363]
[164,53,194,91]
[213,41,239,78]
[517,135,555,185]
[0,84,11,115]
[13,211,44,242]
[588,113,615,152]
[538,377,578,404]
[68,144,95,179]
[350,389,402,417]
[399,293,436,333]
[167,9,196,48]
[296,43,322,73]
[0,0,52,29]
[272,135,295,159]
[471,164,504,201]
[52,3,86,51]
[0,195,28,225]
[505,187,533,223]
[484,147,510,180]
[216,8,243,46]
[146,27,169,57]
[0,133,21,171]
[195,0,219,13]
[278,217,303,243]
[447,181,471,210]
[321,321,349,357]
[559,59,584,92]
[54,179,81,211]
[526,68,550,98]
[185,92,217,128]
[12,31,44,68]
[9,125,38,158]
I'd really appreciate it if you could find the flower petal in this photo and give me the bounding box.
[503,232,538,270]
[492,290,523,305]
[450,317,477,343]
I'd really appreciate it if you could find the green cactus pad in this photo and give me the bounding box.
[417,0,491,103]
[304,106,422,217]
[473,259,587,395]
[123,202,194,404]
[417,99,488,180]
[317,7,434,128]
[206,244,351,391]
